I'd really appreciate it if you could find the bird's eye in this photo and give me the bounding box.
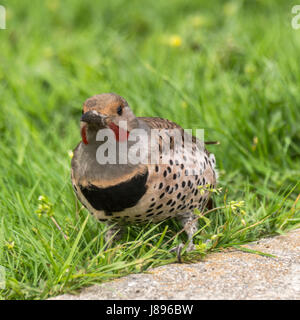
[117,106,123,115]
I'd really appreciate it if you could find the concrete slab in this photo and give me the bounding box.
[50,229,300,300]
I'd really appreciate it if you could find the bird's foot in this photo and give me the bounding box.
[170,242,196,263]
[103,225,123,250]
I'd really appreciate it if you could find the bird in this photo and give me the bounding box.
[71,93,217,260]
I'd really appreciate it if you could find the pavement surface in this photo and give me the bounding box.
[51,229,300,300]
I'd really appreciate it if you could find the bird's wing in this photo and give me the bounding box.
[138,117,215,155]
[138,117,183,130]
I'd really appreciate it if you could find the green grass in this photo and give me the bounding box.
[0,0,299,299]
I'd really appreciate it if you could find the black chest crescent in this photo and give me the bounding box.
[79,170,149,215]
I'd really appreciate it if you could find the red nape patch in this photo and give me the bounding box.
[109,122,129,142]
[81,125,88,145]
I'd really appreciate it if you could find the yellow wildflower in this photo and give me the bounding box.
[252,136,258,151]
[169,35,182,47]
[5,241,15,250]
[68,150,74,159]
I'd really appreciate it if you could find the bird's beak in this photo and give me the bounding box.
[80,110,107,125]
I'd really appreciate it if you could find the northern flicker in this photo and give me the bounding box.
[71,93,217,259]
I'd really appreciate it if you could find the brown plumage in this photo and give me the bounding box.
[71,93,217,256]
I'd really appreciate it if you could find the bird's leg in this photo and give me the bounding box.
[170,212,198,262]
[104,223,124,250]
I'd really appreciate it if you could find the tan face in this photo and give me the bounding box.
[80,93,138,144]
[83,93,127,117]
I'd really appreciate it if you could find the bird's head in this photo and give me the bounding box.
[80,93,138,144]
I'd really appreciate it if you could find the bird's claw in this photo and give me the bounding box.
[170,243,185,263]
[170,242,196,263]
